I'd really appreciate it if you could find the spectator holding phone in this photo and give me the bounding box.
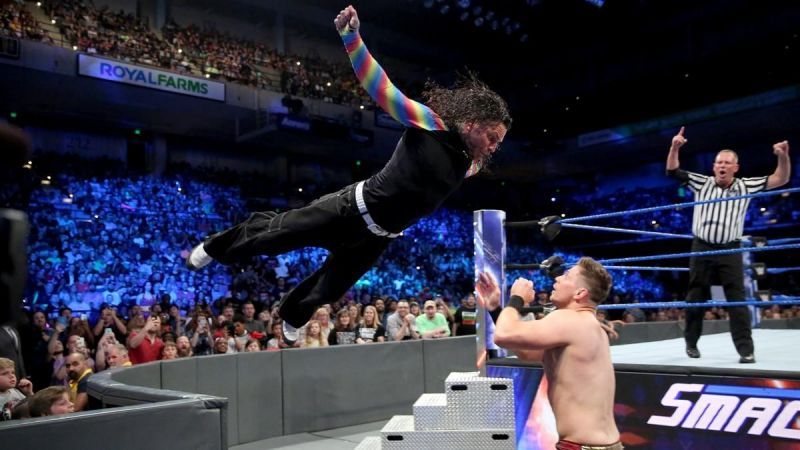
[92,306,127,345]
[67,316,94,351]
[49,340,67,386]
[48,316,69,351]
[188,314,213,356]
[127,315,164,364]
[70,335,95,372]
[93,330,118,371]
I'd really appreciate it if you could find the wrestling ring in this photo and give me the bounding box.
[474,185,800,449]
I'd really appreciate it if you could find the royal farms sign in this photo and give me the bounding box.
[78,54,225,101]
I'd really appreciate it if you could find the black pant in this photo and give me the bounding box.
[684,239,753,356]
[203,184,392,327]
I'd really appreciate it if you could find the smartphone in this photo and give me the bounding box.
[57,316,68,327]
[80,313,88,321]
[104,327,113,335]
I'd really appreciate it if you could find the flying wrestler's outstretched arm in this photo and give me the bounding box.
[334,5,447,131]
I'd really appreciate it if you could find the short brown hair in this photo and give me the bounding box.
[576,257,613,305]
[29,386,69,417]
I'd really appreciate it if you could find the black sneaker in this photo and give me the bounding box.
[686,347,701,358]
[739,354,756,364]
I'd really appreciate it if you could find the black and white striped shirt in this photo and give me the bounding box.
[672,169,768,244]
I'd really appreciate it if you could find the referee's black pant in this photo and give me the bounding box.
[203,183,392,328]
[684,238,753,356]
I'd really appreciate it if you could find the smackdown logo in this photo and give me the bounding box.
[647,383,800,440]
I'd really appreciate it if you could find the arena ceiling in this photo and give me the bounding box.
[189,0,800,143]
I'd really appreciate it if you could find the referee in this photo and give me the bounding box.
[666,127,791,363]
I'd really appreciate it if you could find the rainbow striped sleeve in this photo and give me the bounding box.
[340,27,447,131]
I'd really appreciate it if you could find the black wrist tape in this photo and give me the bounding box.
[506,295,525,314]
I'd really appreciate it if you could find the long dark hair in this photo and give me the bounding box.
[422,72,512,130]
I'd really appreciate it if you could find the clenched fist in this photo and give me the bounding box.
[773,140,790,157]
[334,5,360,32]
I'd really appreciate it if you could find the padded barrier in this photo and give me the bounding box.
[0,399,225,450]
[281,340,426,434]
[196,353,240,444]
[161,355,198,393]
[760,317,800,329]
[236,350,283,442]
[422,336,476,393]
[14,322,798,449]
[110,359,162,389]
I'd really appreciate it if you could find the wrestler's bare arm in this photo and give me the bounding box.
[495,309,573,351]
[513,349,545,362]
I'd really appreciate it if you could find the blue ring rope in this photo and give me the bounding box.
[596,243,800,265]
[603,265,689,272]
[599,265,800,273]
[766,267,800,274]
[560,223,693,239]
[598,299,800,310]
[558,186,800,224]
[770,237,800,245]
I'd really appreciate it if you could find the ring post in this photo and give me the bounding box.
[742,238,760,329]
[474,209,507,375]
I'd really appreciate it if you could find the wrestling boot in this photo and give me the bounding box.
[739,354,755,364]
[282,321,299,344]
[186,242,214,271]
[685,347,701,359]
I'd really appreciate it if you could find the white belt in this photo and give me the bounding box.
[355,181,402,238]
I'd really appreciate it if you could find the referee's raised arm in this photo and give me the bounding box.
[766,140,791,190]
[666,126,687,171]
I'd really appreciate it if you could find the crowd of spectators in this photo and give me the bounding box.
[161,21,373,108]
[3,0,799,428]
[13,151,679,316]
[2,147,797,421]
[8,150,797,324]
[43,0,164,67]
[22,0,377,109]
[1,0,50,42]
